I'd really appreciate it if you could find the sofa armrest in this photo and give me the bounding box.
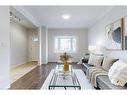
[81,63,94,74]
[96,75,127,89]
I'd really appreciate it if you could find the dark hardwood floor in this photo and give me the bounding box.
[10,62,82,89]
[35,62,82,89]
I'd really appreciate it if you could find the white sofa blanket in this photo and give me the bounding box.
[108,60,127,86]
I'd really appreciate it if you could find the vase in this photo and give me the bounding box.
[63,62,69,72]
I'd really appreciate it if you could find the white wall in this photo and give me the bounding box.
[0,7,10,89]
[48,28,88,62]
[88,6,127,62]
[10,21,28,68]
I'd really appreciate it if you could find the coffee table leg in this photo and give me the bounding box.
[64,87,66,90]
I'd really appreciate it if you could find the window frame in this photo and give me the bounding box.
[54,36,77,53]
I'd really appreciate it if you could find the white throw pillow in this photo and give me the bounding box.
[88,53,103,67]
[108,60,127,86]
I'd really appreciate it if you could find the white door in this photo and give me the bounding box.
[29,31,39,61]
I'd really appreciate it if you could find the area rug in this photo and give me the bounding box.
[41,69,95,90]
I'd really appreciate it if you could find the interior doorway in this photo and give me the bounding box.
[10,7,40,85]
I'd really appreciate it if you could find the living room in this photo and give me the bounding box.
[0,5,127,91]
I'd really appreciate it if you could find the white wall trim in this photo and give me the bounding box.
[39,27,42,65]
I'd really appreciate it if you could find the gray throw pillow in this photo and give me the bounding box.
[102,56,117,71]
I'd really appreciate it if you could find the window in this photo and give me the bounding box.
[55,36,77,53]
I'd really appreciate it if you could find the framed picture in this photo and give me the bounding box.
[123,17,127,50]
[105,18,124,50]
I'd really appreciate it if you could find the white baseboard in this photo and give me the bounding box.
[11,61,39,69]
[11,62,27,69]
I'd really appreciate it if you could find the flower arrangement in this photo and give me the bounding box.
[60,52,72,63]
[59,52,72,71]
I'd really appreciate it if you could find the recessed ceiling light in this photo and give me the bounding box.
[62,14,71,20]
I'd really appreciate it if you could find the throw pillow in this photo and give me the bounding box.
[108,60,127,86]
[102,56,117,71]
[88,53,103,67]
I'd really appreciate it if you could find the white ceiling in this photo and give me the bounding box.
[24,6,114,28]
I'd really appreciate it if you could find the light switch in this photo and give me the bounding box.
[0,42,2,47]
[0,42,9,47]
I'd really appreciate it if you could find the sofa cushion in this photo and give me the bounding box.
[102,56,117,71]
[88,53,103,67]
[97,75,127,89]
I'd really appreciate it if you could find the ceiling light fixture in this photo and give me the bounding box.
[62,14,71,20]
